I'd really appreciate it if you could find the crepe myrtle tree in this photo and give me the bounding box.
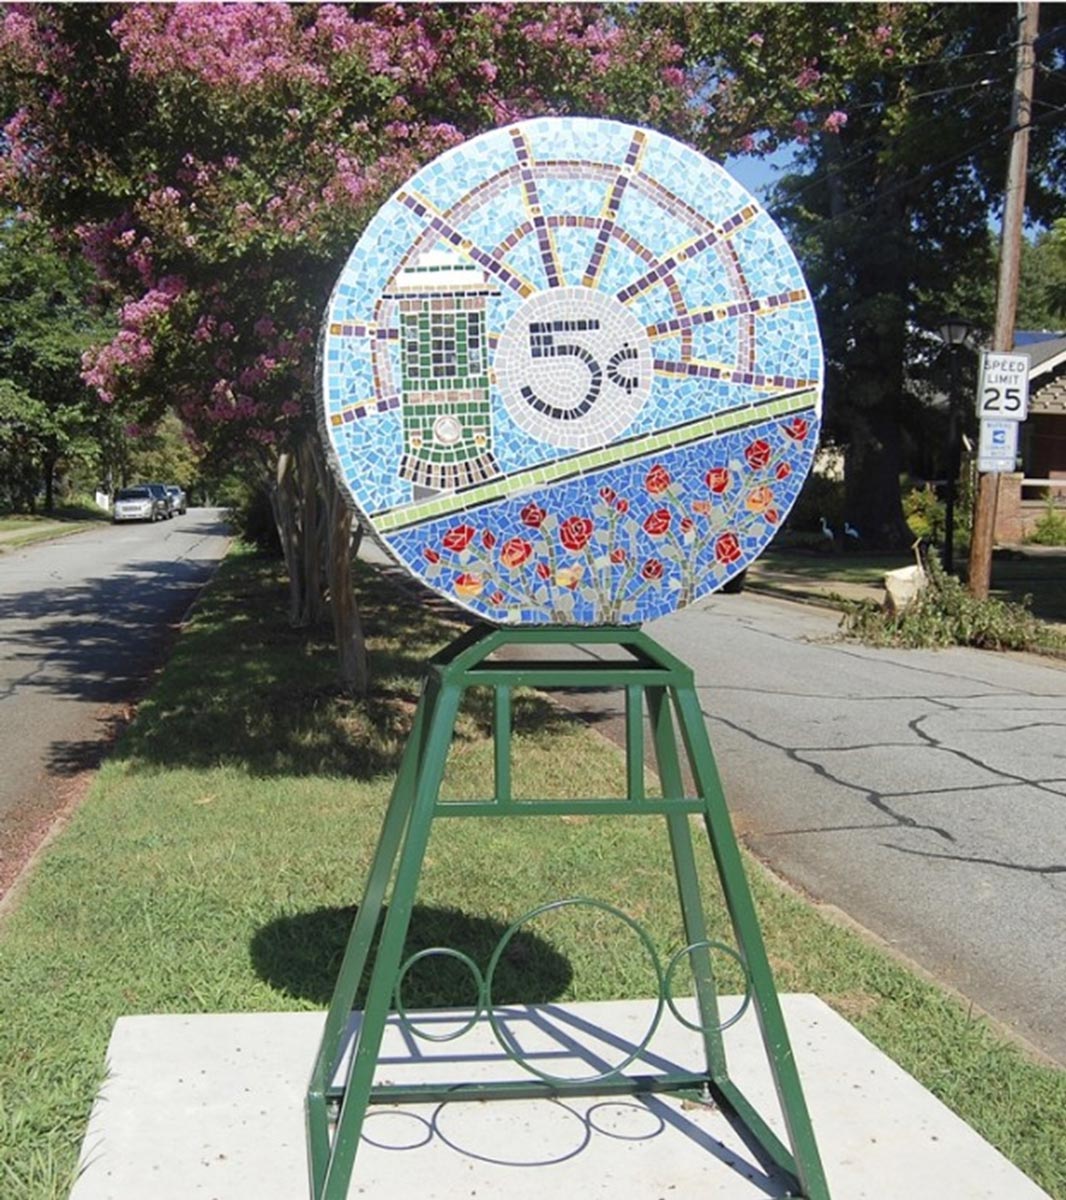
[0,2,856,692]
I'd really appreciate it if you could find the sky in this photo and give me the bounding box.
[721,146,798,204]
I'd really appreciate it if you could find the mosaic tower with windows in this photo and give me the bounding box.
[385,250,502,493]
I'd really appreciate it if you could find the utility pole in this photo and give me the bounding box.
[968,0,1039,599]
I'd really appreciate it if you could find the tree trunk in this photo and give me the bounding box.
[838,188,914,550]
[43,451,56,513]
[313,442,369,696]
[298,437,326,627]
[270,431,369,692]
[843,406,912,548]
[328,484,368,697]
[272,449,308,627]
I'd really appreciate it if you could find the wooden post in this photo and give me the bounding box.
[969,0,1039,598]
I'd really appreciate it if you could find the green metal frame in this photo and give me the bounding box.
[306,624,830,1199]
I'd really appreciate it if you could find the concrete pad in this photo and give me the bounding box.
[70,996,1049,1199]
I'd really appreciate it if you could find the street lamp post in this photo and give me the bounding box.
[936,316,975,574]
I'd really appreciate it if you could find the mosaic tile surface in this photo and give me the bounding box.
[320,118,823,625]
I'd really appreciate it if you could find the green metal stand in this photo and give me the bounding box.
[306,625,830,1200]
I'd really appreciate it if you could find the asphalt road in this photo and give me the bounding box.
[0,508,231,894]
[494,586,1066,1066]
[649,596,1066,1065]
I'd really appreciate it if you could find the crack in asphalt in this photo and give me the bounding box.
[883,843,1066,876]
[703,708,959,843]
[563,635,1066,852]
[907,709,1066,803]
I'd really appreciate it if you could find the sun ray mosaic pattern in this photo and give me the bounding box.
[320,117,823,625]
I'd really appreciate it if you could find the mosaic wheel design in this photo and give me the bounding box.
[321,117,823,625]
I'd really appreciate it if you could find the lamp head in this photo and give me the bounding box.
[936,315,975,346]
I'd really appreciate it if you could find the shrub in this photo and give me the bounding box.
[841,555,1064,653]
[228,483,281,556]
[785,469,845,532]
[902,483,944,543]
[1027,495,1066,546]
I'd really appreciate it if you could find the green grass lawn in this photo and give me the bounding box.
[987,555,1066,626]
[753,547,914,587]
[0,503,110,552]
[1,546,1063,1198]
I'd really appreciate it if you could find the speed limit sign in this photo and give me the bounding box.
[977,350,1030,421]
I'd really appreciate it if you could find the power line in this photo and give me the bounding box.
[787,104,1065,227]
[841,75,1004,116]
[767,74,1010,209]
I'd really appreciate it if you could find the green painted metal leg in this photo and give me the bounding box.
[646,685,729,1083]
[670,685,830,1200]
[319,680,463,1200]
[305,687,433,1194]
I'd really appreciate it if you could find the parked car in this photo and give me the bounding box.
[112,485,167,523]
[165,485,188,515]
[144,482,175,519]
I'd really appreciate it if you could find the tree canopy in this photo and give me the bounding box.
[768,3,1066,544]
[0,210,113,509]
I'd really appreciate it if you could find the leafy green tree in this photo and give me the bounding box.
[1019,219,1066,330]
[124,409,202,490]
[767,3,1066,547]
[0,212,113,511]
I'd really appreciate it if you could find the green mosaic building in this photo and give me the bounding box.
[385,250,502,493]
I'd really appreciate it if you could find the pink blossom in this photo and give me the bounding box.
[81,328,156,400]
[310,4,360,54]
[0,10,39,65]
[119,280,185,332]
[747,32,764,47]
[193,316,216,343]
[661,66,685,88]
[113,4,329,90]
[823,110,848,134]
[477,58,498,82]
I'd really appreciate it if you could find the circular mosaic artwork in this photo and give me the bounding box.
[320,117,823,625]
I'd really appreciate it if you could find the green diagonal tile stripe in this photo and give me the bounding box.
[372,388,817,533]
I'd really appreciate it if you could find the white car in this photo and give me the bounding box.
[165,485,188,515]
[112,486,166,523]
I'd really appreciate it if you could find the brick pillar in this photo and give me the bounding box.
[992,472,1023,543]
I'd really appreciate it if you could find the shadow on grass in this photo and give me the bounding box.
[251,902,573,1007]
[109,552,604,781]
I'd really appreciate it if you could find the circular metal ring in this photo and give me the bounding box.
[394,946,486,1042]
[663,940,752,1034]
[485,897,665,1084]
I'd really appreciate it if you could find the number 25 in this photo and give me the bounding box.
[984,386,1021,413]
